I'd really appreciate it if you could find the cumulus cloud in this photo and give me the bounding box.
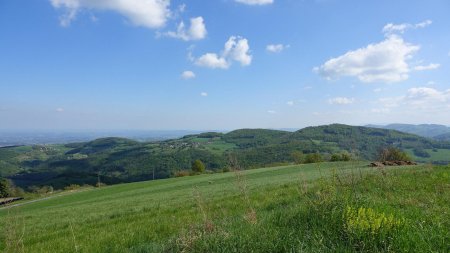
[382,20,432,35]
[414,63,440,71]
[266,44,288,53]
[200,92,208,97]
[181,70,195,79]
[315,20,439,83]
[376,87,450,113]
[235,0,273,5]
[49,0,170,29]
[328,97,355,105]
[195,36,252,69]
[405,87,449,105]
[166,17,207,41]
[286,101,294,106]
[315,35,420,83]
[196,53,230,69]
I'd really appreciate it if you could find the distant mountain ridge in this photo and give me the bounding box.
[366,124,450,139]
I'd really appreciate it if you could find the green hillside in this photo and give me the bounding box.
[1,163,448,252]
[1,124,449,189]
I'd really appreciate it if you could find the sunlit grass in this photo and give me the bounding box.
[1,162,448,252]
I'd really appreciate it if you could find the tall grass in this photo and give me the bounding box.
[166,166,449,252]
[1,163,448,252]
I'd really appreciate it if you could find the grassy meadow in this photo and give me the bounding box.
[1,162,449,252]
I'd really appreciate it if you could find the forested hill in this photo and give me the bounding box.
[1,124,449,189]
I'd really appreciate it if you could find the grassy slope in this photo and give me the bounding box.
[405,148,450,164]
[1,162,449,252]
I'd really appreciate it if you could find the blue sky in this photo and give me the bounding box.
[1,0,449,130]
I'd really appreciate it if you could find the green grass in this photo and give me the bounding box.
[406,148,450,163]
[1,162,449,252]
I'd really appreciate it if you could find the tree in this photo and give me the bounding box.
[0,178,12,198]
[291,151,304,164]
[304,153,322,164]
[191,159,206,173]
[378,147,412,162]
[330,154,341,162]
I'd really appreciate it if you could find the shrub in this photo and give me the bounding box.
[304,153,322,164]
[64,184,81,191]
[330,154,341,162]
[378,147,411,162]
[291,151,304,164]
[191,159,206,173]
[340,152,352,161]
[0,178,12,198]
[174,170,190,177]
[344,206,405,250]
[330,152,352,162]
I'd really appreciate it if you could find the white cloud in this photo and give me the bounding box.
[181,71,195,79]
[166,17,207,41]
[315,35,419,83]
[266,44,288,53]
[328,97,355,105]
[377,87,450,112]
[50,0,170,29]
[200,92,208,97]
[405,87,449,104]
[382,20,432,35]
[373,88,383,93]
[56,108,64,112]
[414,63,440,71]
[224,36,252,66]
[267,110,276,114]
[286,101,294,106]
[196,53,230,69]
[235,0,273,5]
[196,36,252,69]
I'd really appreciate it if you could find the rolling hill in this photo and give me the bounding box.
[1,124,450,189]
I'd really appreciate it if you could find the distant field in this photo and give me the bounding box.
[406,148,450,164]
[1,162,448,252]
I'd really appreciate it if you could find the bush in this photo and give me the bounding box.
[344,206,405,250]
[378,147,412,162]
[330,154,341,162]
[330,152,352,162]
[64,184,81,191]
[174,170,190,177]
[0,178,12,198]
[291,151,304,164]
[304,153,322,164]
[191,159,206,173]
